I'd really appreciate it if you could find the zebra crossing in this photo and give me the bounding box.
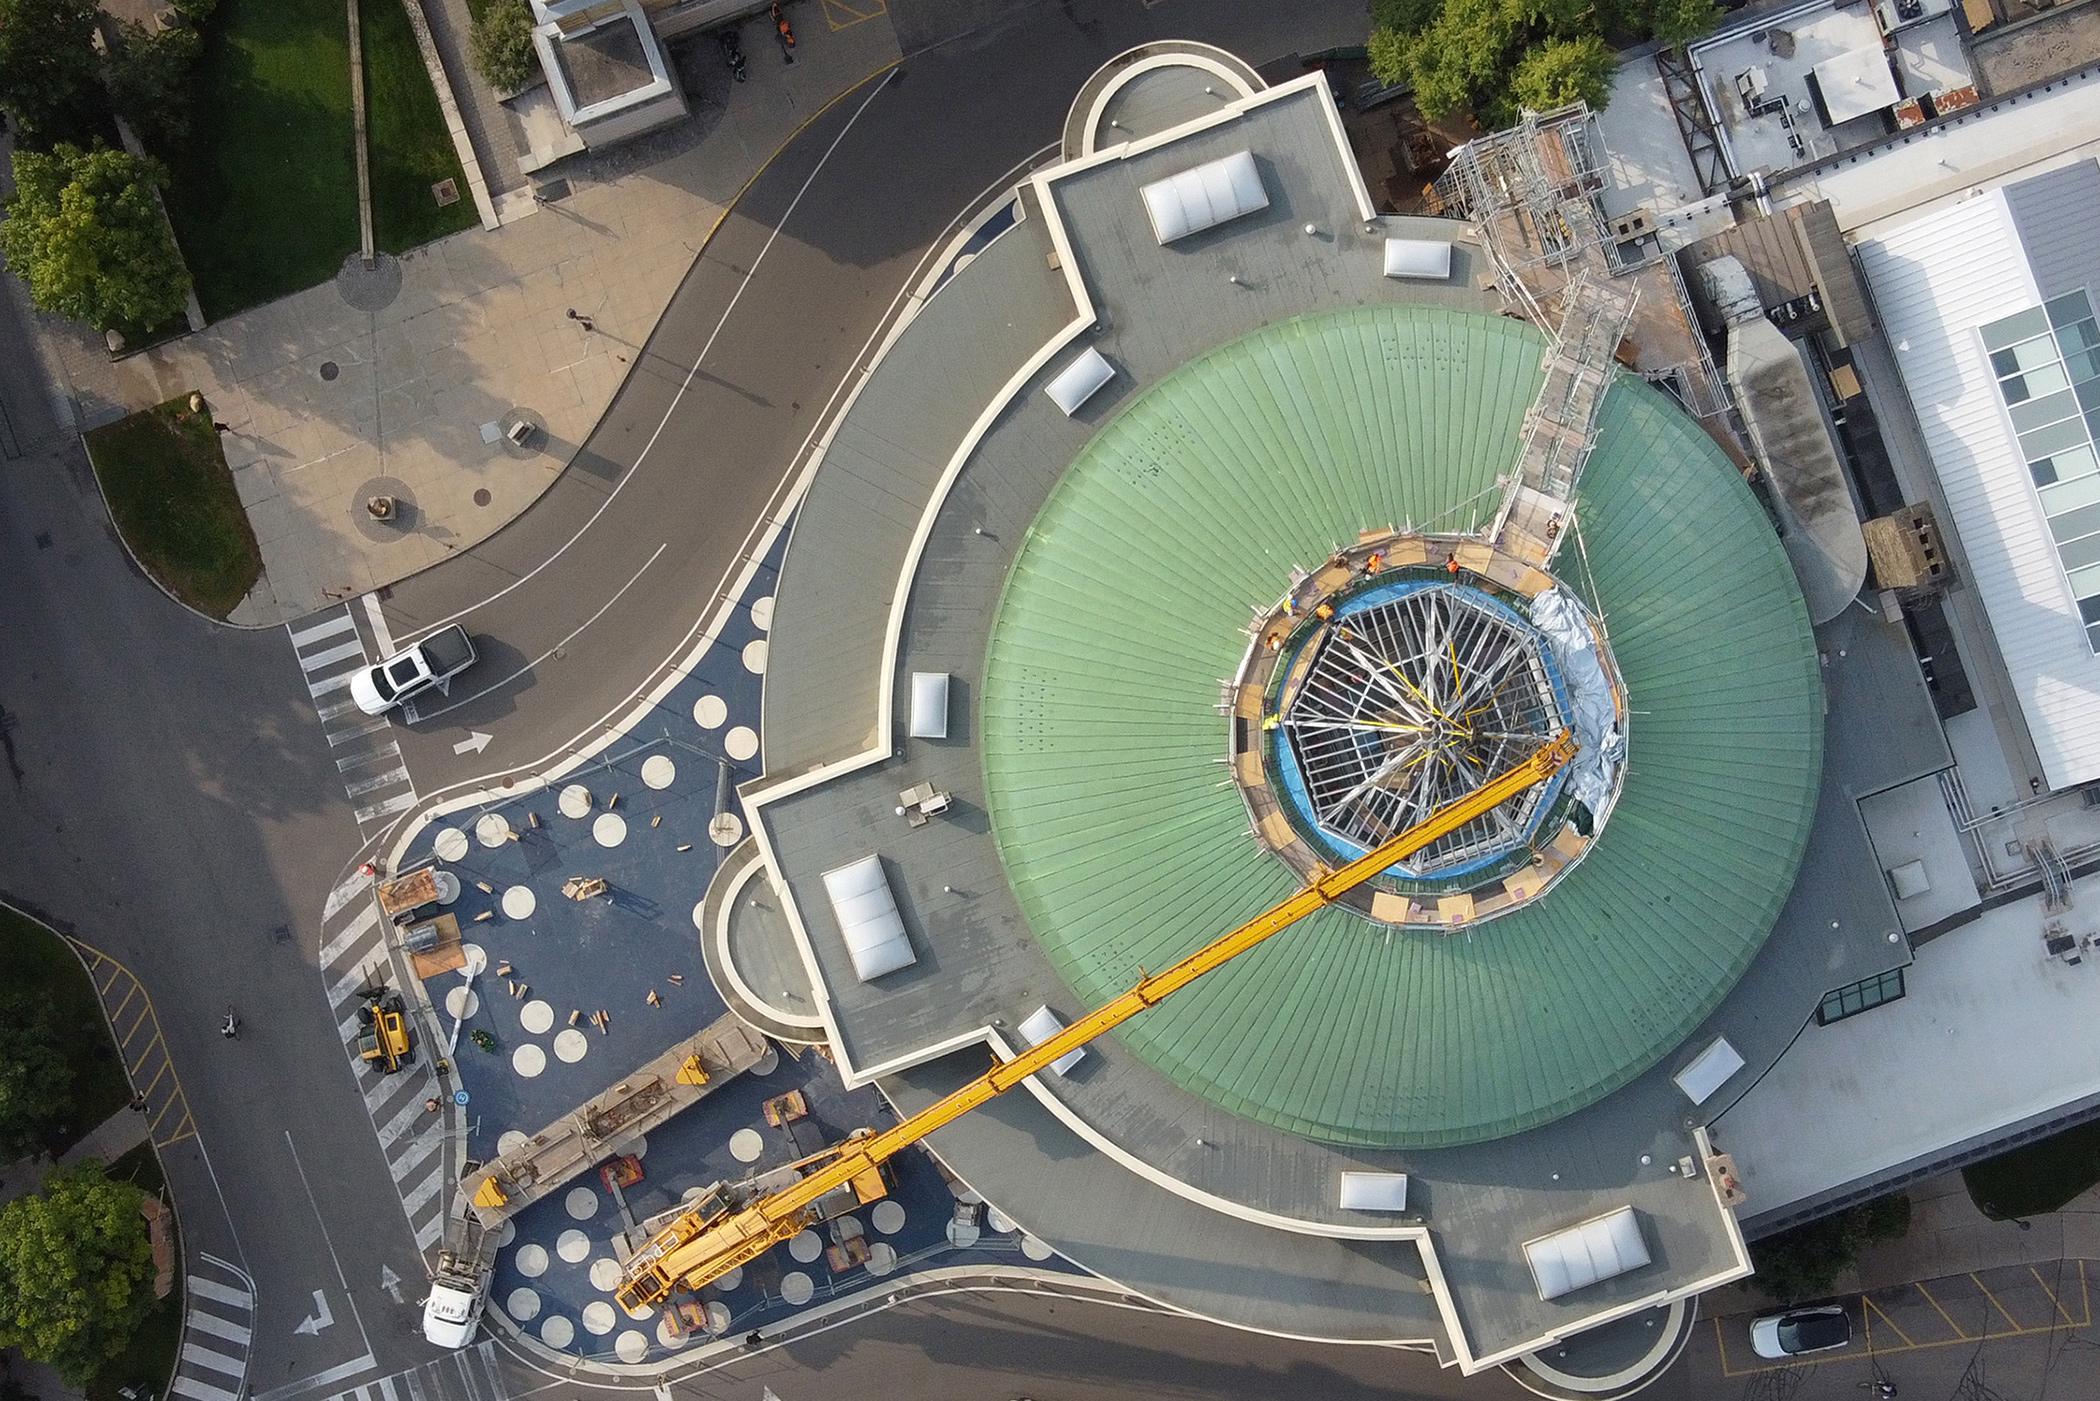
[288,603,420,831]
[170,1253,254,1401]
[318,864,453,1253]
[311,1341,511,1401]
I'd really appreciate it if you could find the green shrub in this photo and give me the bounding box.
[0,144,191,333]
[105,21,203,153]
[0,1163,157,1386]
[1750,1193,1912,1303]
[469,0,538,92]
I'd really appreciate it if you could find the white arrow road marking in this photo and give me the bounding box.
[293,1290,334,1337]
[452,731,492,755]
[379,1265,403,1304]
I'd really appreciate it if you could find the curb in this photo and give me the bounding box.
[78,418,266,632]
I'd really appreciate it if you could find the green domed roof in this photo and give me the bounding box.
[979,304,1823,1149]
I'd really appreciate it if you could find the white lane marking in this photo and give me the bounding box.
[308,671,358,698]
[405,545,666,723]
[171,1377,241,1401]
[376,1378,399,1401]
[353,791,418,825]
[337,742,402,773]
[328,718,393,747]
[322,870,374,923]
[344,766,411,798]
[300,639,366,671]
[394,75,898,645]
[329,954,386,1007]
[373,1091,428,1149]
[361,594,397,658]
[318,903,380,967]
[399,1165,444,1218]
[414,1214,445,1250]
[182,1343,246,1377]
[186,1277,252,1309]
[186,1312,252,1346]
[250,1354,380,1401]
[288,613,357,648]
[316,697,365,722]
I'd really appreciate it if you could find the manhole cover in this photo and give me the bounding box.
[473,488,492,507]
[432,178,460,207]
[319,361,339,382]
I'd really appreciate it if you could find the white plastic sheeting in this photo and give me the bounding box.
[1382,238,1453,280]
[1045,347,1115,416]
[1016,1005,1085,1076]
[1523,1206,1651,1301]
[1139,150,1269,245]
[1338,1172,1410,1211]
[821,855,917,982]
[909,671,950,739]
[1530,587,1623,818]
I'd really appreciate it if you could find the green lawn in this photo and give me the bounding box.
[0,905,132,1156]
[1965,1120,2100,1220]
[83,1143,184,1401]
[83,397,263,620]
[163,0,478,320]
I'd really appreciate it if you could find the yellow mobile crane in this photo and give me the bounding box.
[617,730,1578,1313]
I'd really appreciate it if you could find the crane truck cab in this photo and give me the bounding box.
[421,1252,488,1348]
[349,624,477,716]
[355,991,415,1074]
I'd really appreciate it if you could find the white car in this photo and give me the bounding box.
[421,1276,484,1348]
[349,625,476,716]
[1751,1304,1851,1359]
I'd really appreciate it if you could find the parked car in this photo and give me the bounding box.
[349,625,476,716]
[1751,1303,1852,1358]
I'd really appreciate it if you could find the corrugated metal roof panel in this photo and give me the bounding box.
[979,305,1823,1147]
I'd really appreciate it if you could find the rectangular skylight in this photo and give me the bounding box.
[820,855,917,982]
[1139,150,1269,245]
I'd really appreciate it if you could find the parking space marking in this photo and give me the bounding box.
[2034,1264,2081,1324]
[1973,1271,2022,1331]
[64,937,196,1148]
[820,0,886,30]
[1915,1280,1974,1340]
[1865,1292,1915,1348]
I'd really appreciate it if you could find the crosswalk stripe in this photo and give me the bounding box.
[354,791,418,825]
[389,1128,442,1183]
[320,903,381,968]
[329,718,393,747]
[309,670,357,698]
[185,1277,252,1309]
[345,766,412,798]
[300,639,366,671]
[375,1090,429,1147]
[339,742,403,773]
[400,1164,444,1218]
[182,1343,245,1377]
[414,1213,446,1250]
[316,697,365,722]
[288,613,357,648]
[330,954,386,1007]
[170,1376,241,1401]
[185,1312,251,1346]
[323,869,374,922]
[377,1376,399,1401]
[365,1064,427,1114]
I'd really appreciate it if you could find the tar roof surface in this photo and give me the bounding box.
[979,303,1827,1148]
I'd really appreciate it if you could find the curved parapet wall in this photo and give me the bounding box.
[979,304,1826,1149]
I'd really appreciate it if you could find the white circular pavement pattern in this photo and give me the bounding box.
[1021,1235,1054,1261]
[742,639,768,674]
[505,1287,540,1321]
[434,871,461,905]
[497,1220,517,1247]
[788,1230,823,1263]
[512,1044,545,1077]
[709,812,744,848]
[626,1133,648,1159]
[553,1028,589,1063]
[751,595,774,630]
[581,1301,617,1336]
[714,1265,742,1292]
[475,813,512,847]
[694,694,727,729]
[866,1243,897,1276]
[724,726,759,762]
[444,986,480,1020]
[987,1206,1015,1233]
[641,755,676,790]
[515,1244,548,1278]
[589,1258,622,1292]
[433,827,470,861]
[705,1301,731,1335]
[870,1200,906,1235]
[540,1315,574,1349]
[780,1271,813,1305]
[461,943,489,976]
[501,885,536,920]
[497,1130,528,1157]
[520,999,554,1034]
[614,1330,649,1364]
[559,784,592,818]
[565,1186,599,1220]
[594,812,628,847]
[729,1128,764,1162]
[751,1045,780,1076]
[656,1318,688,1350]
[556,1230,590,1264]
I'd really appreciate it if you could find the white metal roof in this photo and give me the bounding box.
[1858,189,2100,789]
[1814,46,1901,125]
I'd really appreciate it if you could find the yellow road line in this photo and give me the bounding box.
[2031,1265,2079,1326]
[1972,1271,2022,1331]
[1865,1294,1917,1347]
[821,0,888,32]
[135,1052,172,1104]
[1915,1281,1974,1340]
[1710,1316,1735,1375]
[108,979,141,1025]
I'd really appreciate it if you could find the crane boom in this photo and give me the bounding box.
[617,730,1577,1312]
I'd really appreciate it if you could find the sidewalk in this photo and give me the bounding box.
[23,12,901,626]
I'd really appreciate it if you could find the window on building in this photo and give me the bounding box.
[1983,290,2100,651]
[1817,968,1906,1026]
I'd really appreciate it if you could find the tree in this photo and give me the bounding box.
[0,1163,157,1385]
[1512,34,1617,111]
[0,0,104,147]
[1647,0,1723,49]
[104,20,201,154]
[469,0,538,93]
[0,992,73,1160]
[0,143,191,333]
[1749,1193,1911,1302]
